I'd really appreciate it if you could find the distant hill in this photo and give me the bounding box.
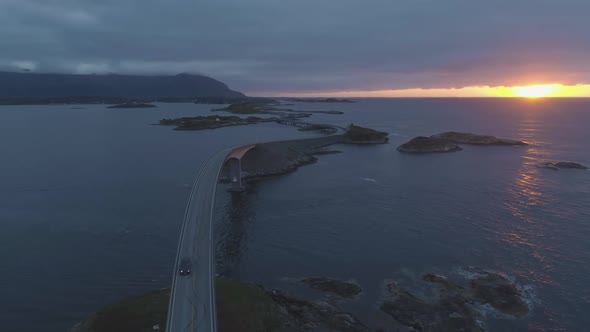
[0,72,245,102]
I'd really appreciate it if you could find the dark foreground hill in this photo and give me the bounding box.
[0,71,244,104]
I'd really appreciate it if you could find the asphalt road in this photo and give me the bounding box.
[165,125,348,332]
[165,147,234,332]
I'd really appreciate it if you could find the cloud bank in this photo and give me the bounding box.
[1,0,589,95]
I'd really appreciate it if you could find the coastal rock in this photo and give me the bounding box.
[397,136,463,153]
[268,290,368,331]
[301,277,362,298]
[431,132,528,146]
[423,274,464,293]
[468,272,529,317]
[380,282,482,332]
[380,271,530,331]
[538,161,589,170]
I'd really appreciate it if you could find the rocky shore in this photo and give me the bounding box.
[301,277,362,298]
[71,269,530,332]
[379,269,530,331]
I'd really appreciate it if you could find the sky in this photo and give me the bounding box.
[1,0,589,96]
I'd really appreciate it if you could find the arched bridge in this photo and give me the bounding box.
[225,144,256,192]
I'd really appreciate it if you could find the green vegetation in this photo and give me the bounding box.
[75,278,285,332]
[216,277,283,332]
[344,124,389,143]
[89,288,169,332]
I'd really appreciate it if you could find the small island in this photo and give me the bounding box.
[284,98,356,103]
[397,136,463,153]
[159,115,275,130]
[341,124,389,144]
[432,132,528,146]
[538,161,589,170]
[398,131,527,153]
[107,103,157,109]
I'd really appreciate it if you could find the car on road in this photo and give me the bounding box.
[179,258,192,276]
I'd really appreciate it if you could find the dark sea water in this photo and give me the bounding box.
[1,99,589,331]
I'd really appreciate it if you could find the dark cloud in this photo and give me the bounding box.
[1,0,589,94]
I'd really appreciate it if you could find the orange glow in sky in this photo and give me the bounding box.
[512,85,560,98]
[270,84,590,98]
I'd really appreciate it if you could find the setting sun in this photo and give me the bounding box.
[280,83,590,98]
[512,84,560,98]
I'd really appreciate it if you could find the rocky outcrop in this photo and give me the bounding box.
[431,132,528,146]
[538,161,589,170]
[301,277,362,298]
[468,272,529,317]
[397,136,463,153]
[268,291,368,331]
[381,281,482,332]
[380,271,530,331]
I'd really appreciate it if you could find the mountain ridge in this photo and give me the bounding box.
[0,71,245,100]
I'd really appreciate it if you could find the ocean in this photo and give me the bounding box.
[1,98,589,331]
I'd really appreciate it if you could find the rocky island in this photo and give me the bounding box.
[398,131,527,153]
[107,103,157,109]
[283,98,356,103]
[341,124,389,144]
[538,161,589,170]
[397,136,463,153]
[432,132,528,146]
[159,115,275,130]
